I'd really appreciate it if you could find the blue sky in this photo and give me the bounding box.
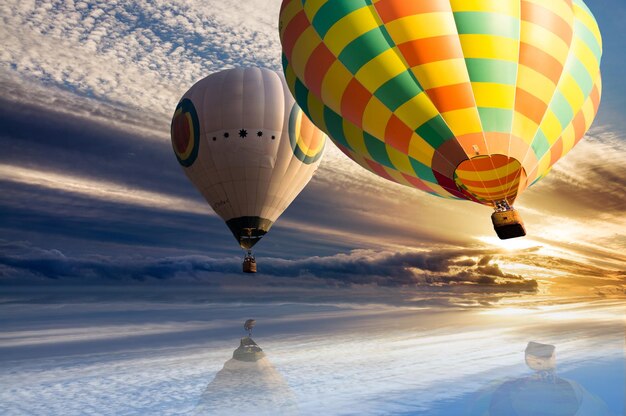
[584,0,626,129]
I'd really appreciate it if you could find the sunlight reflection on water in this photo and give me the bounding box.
[0,290,622,415]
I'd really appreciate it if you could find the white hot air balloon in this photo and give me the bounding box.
[171,67,326,273]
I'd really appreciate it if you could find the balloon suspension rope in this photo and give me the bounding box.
[494,199,512,212]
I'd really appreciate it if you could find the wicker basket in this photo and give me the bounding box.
[243,257,257,273]
[491,209,526,239]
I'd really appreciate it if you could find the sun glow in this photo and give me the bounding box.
[480,301,625,322]
[480,307,537,317]
[477,236,542,251]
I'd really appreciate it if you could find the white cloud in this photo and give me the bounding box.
[0,163,211,215]
[1,0,283,134]
[0,321,217,348]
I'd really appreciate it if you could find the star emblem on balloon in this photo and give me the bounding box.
[239,129,247,138]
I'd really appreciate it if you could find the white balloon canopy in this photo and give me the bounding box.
[171,67,326,250]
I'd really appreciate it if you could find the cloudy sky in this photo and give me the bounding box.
[0,1,625,414]
[1,0,624,301]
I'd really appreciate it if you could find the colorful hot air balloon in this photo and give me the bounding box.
[171,67,326,272]
[279,0,602,239]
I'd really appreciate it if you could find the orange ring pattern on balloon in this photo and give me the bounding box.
[288,104,326,164]
[171,98,200,167]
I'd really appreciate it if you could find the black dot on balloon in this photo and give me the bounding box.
[257,131,263,137]
[212,137,217,141]
[224,132,229,138]
[271,135,275,140]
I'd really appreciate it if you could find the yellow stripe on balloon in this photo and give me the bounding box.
[283,62,298,95]
[301,137,326,158]
[305,140,326,157]
[361,98,393,140]
[384,13,458,42]
[387,146,415,176]
[574,41,601,77]
[472,83,516,108]
[320,61,353,113]
[533,47,596,150]
[323,6,379,55]
[539,112,564,145]
[560,123,577,155]
[516,65,557,104]
[465,179,522,197]
[534,152,552,177]
[411,59,468,90]
[458,35,519,61]
[524,0,572,23]
[512,113,538,145]
[560,74,586,112]
[533,74,599,181]
[441,108,483,136]
[573,3,602,46]
[408,134,436,167]
[291,27,321,77]
[279,1,302,38]
[385,168,414,187]
[457,161,520,182]
[355,49,407,93]
[302,0,329,19]
[343,119,371,159]
[581,86,599,127]
[422,180,451,197]
[394,93,440,131]
[520,21,571,64]
[450,0,519,16]
[306,92,327,133]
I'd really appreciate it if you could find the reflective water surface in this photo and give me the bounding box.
[0,286,623,415]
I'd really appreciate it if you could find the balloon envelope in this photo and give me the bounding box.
[279,0,601,207]
[171,67,326,249]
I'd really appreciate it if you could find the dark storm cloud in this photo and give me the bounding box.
[0,240,537,293]
[256,249,519,287]
[0,240,239,281]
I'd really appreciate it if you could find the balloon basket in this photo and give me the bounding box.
[242,253,257,274]
[491,209,526,240]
